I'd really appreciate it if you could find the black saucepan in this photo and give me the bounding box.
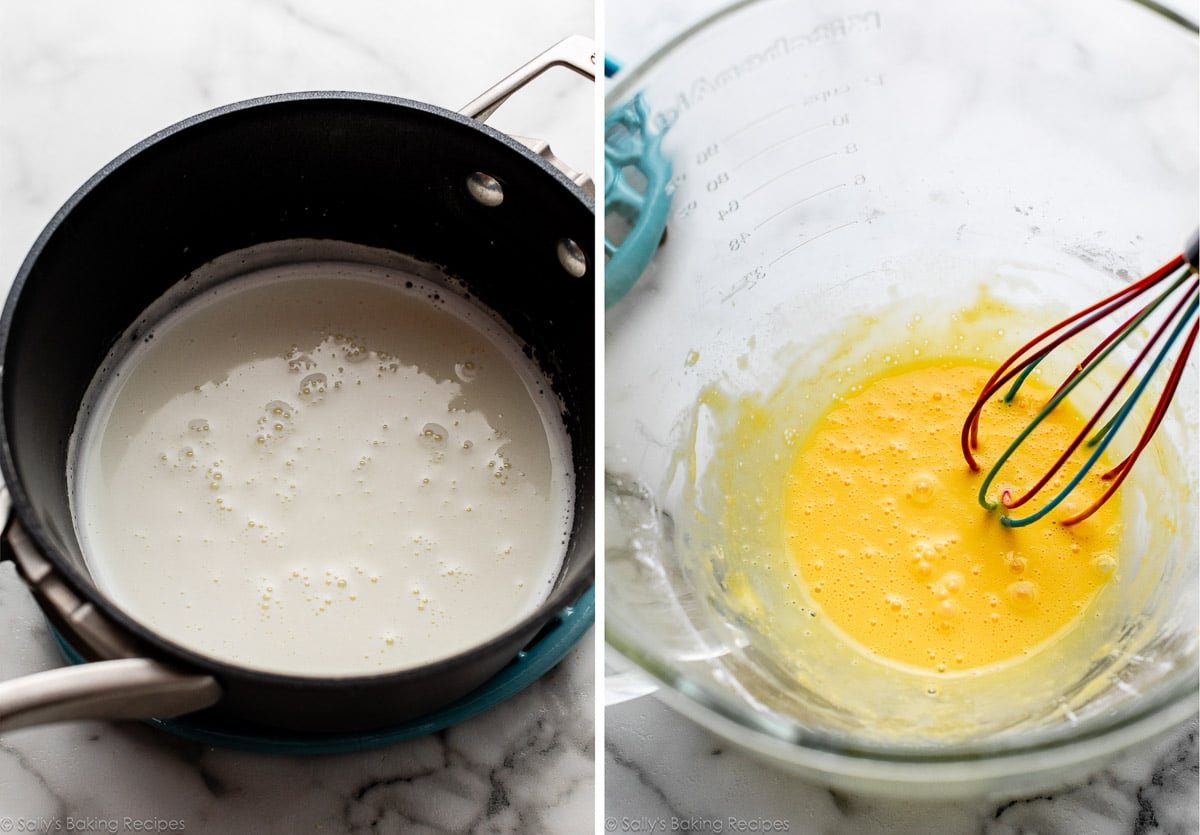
[0,39,595,734]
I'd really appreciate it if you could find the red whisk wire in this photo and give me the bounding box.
[960,253,1187,471]
[1062,317,1198,526]
[1001,276,1198,510]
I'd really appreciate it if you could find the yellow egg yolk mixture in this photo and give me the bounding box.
[783,361,1121,672]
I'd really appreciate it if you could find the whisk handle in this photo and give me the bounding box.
[1186,228,1199,270]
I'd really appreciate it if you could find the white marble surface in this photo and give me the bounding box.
[604,0,1198,831]
[607,698,1198,835]
[0,2,594,833]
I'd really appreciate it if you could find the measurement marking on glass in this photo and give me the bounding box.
[744,152,839,199]
[732,123,832,171]
[753,183,846,230]
[721,105,794,143]
[720,269,765,304]
[768,220,859,267]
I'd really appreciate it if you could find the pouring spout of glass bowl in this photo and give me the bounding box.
[604,471,745,706]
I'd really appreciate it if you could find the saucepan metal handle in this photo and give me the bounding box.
[460,35,596,195]
[0,489,221,732]
[0,659,221,733]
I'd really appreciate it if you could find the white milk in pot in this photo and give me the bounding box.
[70,260,574,676]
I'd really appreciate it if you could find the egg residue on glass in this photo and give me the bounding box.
[669,269,1189,737]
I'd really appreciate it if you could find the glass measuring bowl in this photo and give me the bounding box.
[605,0,1199,798]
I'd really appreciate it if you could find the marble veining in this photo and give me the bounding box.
[606,698,1198,835]
[1,561,594,833]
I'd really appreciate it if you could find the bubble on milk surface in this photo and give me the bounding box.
[74,266,574,676]
[455,360,479,383]
[419,422,448,448]
[299,373,328,403]
[285,345,316,372]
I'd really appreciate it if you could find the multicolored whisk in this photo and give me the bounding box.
[962,229,1199,528]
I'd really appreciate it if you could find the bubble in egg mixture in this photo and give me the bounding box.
[905,472,939,505]
[71,264,574,677]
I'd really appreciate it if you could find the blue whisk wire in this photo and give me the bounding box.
[964,232,1199,527]
[991,288,1197,527]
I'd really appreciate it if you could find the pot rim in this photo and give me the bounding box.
[0,90,595,690]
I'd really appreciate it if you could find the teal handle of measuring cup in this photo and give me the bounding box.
[604,93,674,308]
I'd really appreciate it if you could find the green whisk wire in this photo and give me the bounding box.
[1002,361,1042,404]
[975,268,1196,526]
[989,291,1197,527]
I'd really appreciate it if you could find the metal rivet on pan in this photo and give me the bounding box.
[557,238,587,277]
[466,172,504,207]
